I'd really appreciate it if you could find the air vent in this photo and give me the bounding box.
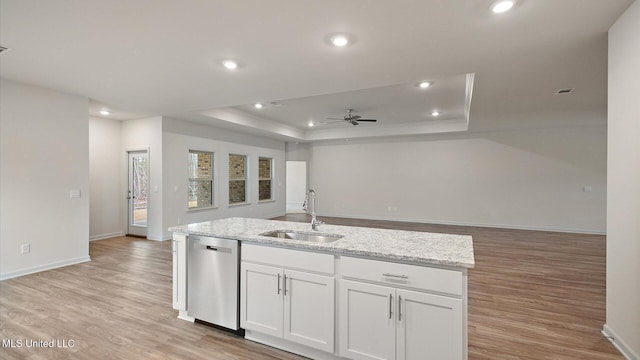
[555,88,574,95]
[0,46,9,54]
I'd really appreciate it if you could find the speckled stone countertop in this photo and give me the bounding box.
[169,217,474,268]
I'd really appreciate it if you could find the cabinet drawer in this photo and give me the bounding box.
[340,256,462,296]
[242,243,334,274]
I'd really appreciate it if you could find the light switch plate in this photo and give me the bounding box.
[69,189,81,199]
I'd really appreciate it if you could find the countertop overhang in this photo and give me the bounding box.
[169,217,475,268]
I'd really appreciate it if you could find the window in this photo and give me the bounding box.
[229,154,247,204]
[188,150,213,209]
[258,157,273,201]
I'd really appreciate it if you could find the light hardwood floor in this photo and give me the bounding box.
[0,216,623,359]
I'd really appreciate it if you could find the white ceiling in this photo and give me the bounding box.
[0,0,632,141]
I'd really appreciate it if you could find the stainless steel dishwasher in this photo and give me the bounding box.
[187,235,240,331]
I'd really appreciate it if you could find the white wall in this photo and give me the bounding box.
[89,117,123,240]
[121,116,164,240]
[162,118,286,239]
[605,1,640,358]
[309,125,607,233]
[0,79,90,280]
[285,142,311,162]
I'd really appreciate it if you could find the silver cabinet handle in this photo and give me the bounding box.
[283,274,288,296]
[398,295,402,321]
[277,273,281,294]
[389,294,393,319]
[382,273,408,279]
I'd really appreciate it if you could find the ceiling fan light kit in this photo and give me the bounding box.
[326,109,378,126]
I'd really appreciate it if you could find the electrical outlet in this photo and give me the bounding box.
[21,243,30,254]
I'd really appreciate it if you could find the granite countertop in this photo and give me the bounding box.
[169,217,474,268]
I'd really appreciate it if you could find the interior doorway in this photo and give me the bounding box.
[127,150,148,237]
[286,161,307,213]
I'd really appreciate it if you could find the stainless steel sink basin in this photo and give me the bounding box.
[260,230,344,243]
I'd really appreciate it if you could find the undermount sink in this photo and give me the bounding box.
[260,230,344,243]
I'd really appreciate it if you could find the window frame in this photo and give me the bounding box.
[258,157,274,202]
[228,153,249,205]
[188,150,215,210]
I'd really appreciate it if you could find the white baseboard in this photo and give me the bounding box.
[319,212,606,235]
[177,311,195,322]
[148,234,171,241]
[89,232,124,241]
[245,330,340,360]
[603,324,639,360]
[0,255,91,281]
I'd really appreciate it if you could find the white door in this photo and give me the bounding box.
[285,161,307,213]
[396,289,463,360]
[127,150,148,237]
[339,280,396,360]
[240,263,283,337]
[283,270,335,352]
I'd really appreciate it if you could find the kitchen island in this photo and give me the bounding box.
[170,217,474,360]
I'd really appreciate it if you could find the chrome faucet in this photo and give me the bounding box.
[302,189,324,231]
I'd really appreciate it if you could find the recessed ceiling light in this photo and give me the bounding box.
[99,110,110,116]
[222,60,238,70]
[308,121,315,127]
[331,35,349,47]
[254,103,263,109]
[431,111,440,117]
[491,0,515,13]
[418,81,432,89]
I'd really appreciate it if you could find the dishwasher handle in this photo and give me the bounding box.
[191,240,234,254]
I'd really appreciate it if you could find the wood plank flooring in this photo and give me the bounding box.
[0,216,623,359]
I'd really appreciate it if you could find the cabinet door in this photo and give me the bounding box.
[172,234,187,311]
[396,289,462,360]
[283,270,335,352]
[240,262,283,337]
[339,280,396,360]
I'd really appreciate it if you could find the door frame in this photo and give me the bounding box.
[125,148,150,237]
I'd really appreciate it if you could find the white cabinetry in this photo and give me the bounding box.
[396,288,462,360]
[172,233,187,312]
[339,256,465,360]
[240,244,335,353]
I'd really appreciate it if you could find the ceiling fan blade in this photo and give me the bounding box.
[326,117,345,120]
[356,119,377,122]
[350,120,359,125]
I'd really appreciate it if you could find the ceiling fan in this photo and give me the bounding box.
[326,109,377,126]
